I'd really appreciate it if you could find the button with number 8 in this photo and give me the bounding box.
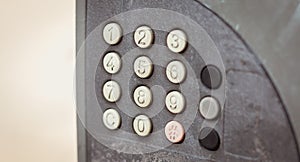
[166,60,186,84]
[134,56,153,78]
[165,91,185,114]
[103,22,122,45]
[133,86,152,108]
[103,80,121,102]
[103,52,121,74]
[134,26,154,48]
[167,29,187,53]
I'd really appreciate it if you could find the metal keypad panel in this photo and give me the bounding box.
[76,0,299,161]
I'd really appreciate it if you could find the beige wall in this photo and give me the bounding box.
[0,0,77,162]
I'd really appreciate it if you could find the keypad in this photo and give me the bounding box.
[100,22,222,150]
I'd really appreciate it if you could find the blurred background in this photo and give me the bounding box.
[0,0,76,162]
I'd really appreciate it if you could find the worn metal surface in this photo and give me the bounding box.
[199,0,300,145]
[77,0,299,161]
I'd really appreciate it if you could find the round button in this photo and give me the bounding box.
[165,121,185,143]
[102,80,121,102]
[103,22,122,45]
[103,108,121,130]
[103,52,121,74]
[199,127,220,151]
[134,26,154,48]
[167,29,187,53]
[133,115,152,137]
[134,56,153,78]
[166,60,186,84]
[199,96,220,120]
[165,91,185,114]
[133,86,152,108]
[201,65,222,89]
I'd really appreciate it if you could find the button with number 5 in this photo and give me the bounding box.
[103,22,122,45]
[103,80,121,102]
[166,60,186,84]
[134,56,153,78]
[133,86,152,108]
[167,29,187,53]
[103,52,121,74]
[134,26,154,48]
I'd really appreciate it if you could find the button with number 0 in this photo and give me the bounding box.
[103,80,121,102]
[133,86,152,108]
[103,52,121,74]
[165,91,185,114]
[166,60,186,84]
[165,120,185,143]
[134,26,154,48]
[103,22,122,45]
[103,108,121,130]
[133,115,152,137]
[134,56,153,78]
[167,29,187,53]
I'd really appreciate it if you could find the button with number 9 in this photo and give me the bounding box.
[167,29,187,53]
[133,86,152,108]
[165,91,185,114]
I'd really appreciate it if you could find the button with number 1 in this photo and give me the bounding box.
[103,22,122,45]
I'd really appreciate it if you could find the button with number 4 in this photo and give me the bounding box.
[134,56,153,78]
[133,115,152,137]
[103,22,122,45]
[103,52,121,74]
[165,91,185,114]
[166,60,186,84]
[133,86,152,108]
[134,26,154,48]
[103,80,121,102]
[167,29,187,53]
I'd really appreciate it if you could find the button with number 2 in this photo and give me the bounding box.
[134,26,154,48]
[167,29,187,53]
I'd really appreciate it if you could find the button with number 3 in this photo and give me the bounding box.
[103,52,121,74]
[167,29,187,53]
[103,22,122,45]
[134,26,154,48]
[165,91,185,114]
[133,86,152,108]
[134,56,153,78]
[103,80,121,102]
[133,115,152,137]
[166,60,186,84]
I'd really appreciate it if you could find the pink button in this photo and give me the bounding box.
[165,121,185,143]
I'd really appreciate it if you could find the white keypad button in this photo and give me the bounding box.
[199,96,220,120]
[103,80,121,102]
[133,115,152,137]
[103,22,122,45]
[133,86,152,108]
[134,26,154,48]
[166,60,186,84]
[167,29,187,53]
[134,56,153,78]
[103,108,121,130]
[165,91,185,114]
[103,52,121,74]
[165,121,185,143]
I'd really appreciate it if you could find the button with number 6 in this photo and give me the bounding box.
[167,29,187,53]
[166,60,186,84]
[103,52,121,74]
[133,86,152,108]
[134,25,154,48]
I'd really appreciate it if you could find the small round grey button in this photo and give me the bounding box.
[133,115,152,137]
[166,60,187,84]
[134,56,153,78]
[201,65,222,89]
[199,96,220,120]
[103,52,121,74]
[103,80,121,102]
[165,91,185,114]
[103,108,121,130]
[103,22,122,45]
